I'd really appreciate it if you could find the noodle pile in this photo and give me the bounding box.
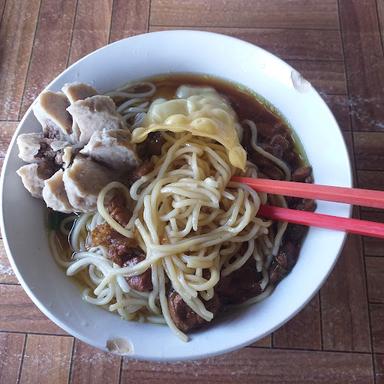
[51,81,289,341]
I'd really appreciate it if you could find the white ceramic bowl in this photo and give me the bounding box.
[0,31,352,361]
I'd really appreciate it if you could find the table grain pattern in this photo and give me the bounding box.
[0,1,383,383]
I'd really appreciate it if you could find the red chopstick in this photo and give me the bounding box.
[258,205,384,239]
[231,176,384,238]
[231,176,384,209]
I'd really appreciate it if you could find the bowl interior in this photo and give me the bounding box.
[0,30,352,361]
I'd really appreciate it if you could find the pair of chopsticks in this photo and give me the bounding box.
[231,176,384,239]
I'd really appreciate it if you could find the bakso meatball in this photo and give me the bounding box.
[168,291,221,333]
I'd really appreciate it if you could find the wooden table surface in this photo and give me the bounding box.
[0,0,383,383]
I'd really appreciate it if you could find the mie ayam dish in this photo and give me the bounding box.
[16,75,314,341]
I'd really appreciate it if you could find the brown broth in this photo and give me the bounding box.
[151,73,283,123]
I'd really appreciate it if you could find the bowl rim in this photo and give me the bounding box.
[0,29,353,361]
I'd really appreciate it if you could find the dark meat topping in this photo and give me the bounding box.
[91,223,152,292]
[35,140,56,160]
[261,134,290,160]
[285,224,308,243]
[274,241,298,271]
[256,122,287,141]
[91,223,135,264]
[216,256,262,305]
[168,291,221,333]
[292,166,312,182]
[128,161,154,184]
[137,132,164,160]
[107,191,131,227]
[269,241,299,285]
[242,128,287,180]
[36,158,59,179]
[121,252,152,292]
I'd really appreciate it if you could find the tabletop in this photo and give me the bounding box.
[0,0,383,383]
